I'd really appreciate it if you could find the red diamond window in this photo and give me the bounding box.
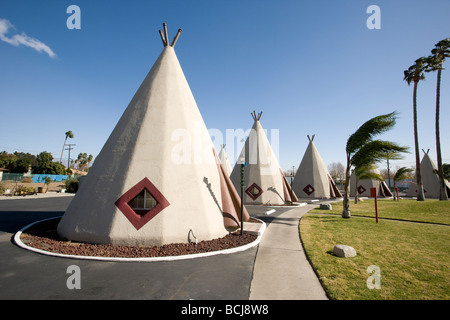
[357,185,366,194]
[245,183,263,200]
[115,177,170,230]
[303,184,315,195]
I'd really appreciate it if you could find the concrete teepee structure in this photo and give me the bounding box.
[292,135,342,199]
[57,24,248,246]
[230,111,298,205]
[350,167,392,198]
[406,149,450,198]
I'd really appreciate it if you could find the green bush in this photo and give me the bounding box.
[65,177,79,193]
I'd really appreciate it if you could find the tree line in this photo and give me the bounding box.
[0,150,93,175]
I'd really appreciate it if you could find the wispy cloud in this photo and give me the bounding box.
[0,18,56,58]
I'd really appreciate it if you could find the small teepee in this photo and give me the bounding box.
[406,149,450,198]
[350,167,392,198]
[292,135,342,199]
[57,24,248,246]
[218,144,233,176]
[230,111,298,205]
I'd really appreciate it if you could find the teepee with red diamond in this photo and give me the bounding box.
[292,135,342,199]
[57,24,249,246]
[230,111,298,205]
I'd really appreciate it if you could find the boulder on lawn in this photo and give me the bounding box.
[333,244,357,258]
[319,203,332,210]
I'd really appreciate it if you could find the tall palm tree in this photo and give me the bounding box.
[404,57,427,201]
[60,130,74,164]
[427,38,450,200]
[342,111,408,218]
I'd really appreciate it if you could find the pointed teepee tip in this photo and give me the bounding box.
[159,23,182,48]
[251,110,263,121]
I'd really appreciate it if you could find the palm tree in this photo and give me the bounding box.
[426,38,450,200]
[393,167,414,200]
[383,150,404,189]
[87,154,93,171]
[404,57,427,201]
[60,130,74,164]
[342,111,409,218]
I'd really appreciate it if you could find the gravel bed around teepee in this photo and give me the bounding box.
[18,218,258,258]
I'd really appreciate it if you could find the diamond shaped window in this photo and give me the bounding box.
[128,189,158,216]
[245,183,263,200]
[303,184,315,195]
[115,178,170,230]
[357,185,366,194]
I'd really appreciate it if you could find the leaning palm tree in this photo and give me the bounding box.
[404,57,427,201]
[59,130,74,164]
[426,38,450,200]
[342,111,409,218]
[393,167,414,200]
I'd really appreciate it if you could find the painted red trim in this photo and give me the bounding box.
[115,177,170,230]
[245,182,263,200]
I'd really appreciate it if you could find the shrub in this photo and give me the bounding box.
[65,177,79,193]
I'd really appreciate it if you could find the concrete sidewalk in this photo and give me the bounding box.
[249,204,328,300]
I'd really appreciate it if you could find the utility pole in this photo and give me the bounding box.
[291,166,295,205]
[65,144,76,169]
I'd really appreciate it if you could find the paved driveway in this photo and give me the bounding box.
[0,196,264,300]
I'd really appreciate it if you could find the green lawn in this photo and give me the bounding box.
[300,199,450,300]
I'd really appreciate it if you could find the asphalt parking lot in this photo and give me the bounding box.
[0,196,291,300]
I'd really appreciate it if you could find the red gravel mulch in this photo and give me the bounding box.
[19,218,258,258]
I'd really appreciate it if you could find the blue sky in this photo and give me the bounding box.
[1,0,449,173]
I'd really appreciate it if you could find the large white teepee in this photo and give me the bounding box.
[292,135,342,199]
[57,24,246,246]
[350,167,392,198]
[406,150,450,198]
[230,111,298,205]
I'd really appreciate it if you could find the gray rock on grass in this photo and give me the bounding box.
[333,244,357,258]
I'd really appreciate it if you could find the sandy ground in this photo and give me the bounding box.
[0,182,73,199]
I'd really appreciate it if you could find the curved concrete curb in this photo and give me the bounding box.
[14,217,266,263]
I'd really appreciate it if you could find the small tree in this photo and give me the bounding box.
[328,162,345,185]
[393,167,414,200]
[342,112,409,218]
[33,151,66,175]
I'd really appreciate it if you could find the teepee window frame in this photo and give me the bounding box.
[115,177,170,230]
[245,182,263,200]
